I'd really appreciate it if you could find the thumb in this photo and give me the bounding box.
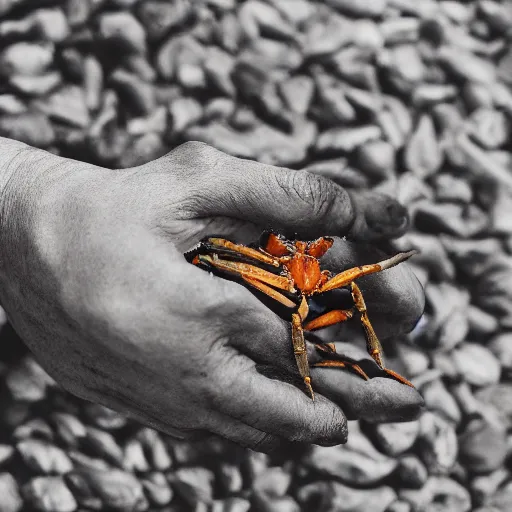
[168,142,408,241]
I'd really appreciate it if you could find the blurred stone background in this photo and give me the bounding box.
[0,0,512,511]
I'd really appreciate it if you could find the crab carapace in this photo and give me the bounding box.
[184,231,416,400]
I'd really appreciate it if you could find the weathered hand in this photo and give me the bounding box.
[0,139,424,453]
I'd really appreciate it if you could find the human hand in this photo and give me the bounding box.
[0,139,424,453]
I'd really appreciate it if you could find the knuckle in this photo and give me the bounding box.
[170,141,228,184]
[174,141,222,165]
[177,140,211,154]
[272,170,351,221]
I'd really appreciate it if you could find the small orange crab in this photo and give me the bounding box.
[185,231,416,400]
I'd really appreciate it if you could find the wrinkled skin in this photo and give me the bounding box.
[0,139,424,453]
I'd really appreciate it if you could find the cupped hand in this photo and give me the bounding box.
[0,139,424,453]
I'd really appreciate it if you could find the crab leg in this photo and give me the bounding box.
[196,254,295,292]
[350,282,414,388]
[238,277,316,399]
[304,311,370,381]
[318,250,417,293]
[312,359,370,381]
[292,296,315,400]
[205,237,282,267]
[304,309,354,331]
[242,276,296,309]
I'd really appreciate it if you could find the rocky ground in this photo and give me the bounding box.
[0,0,512,511]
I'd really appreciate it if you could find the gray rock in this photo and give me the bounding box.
[458,418,507,474]
[213,497,251,512]
[169,97,203,133]
[433,174,473,204]
[0,42,54,76]
[67,467,148,511]
[136,0,193,41]
[33,85,90,128]
[109,69,156,117]
[468,108,510,150]
[171,467,215,506]
[421,378,461,424]
[0,94,26,115]
[64,0,90,27]
[136,428,172,472]
[123,439,150,473]
[203,46,235,96]
[83,55,103,112]
[31,8,69,42]
[395,455,428,489]
[471,468,509,508]
[414,201,488,239]
[98,12,147,54]
[141,472,173,507]
[490,481,512,511]
[0,473,22,512]
[253,466,291,496]
[418,412,458,474]
[372,420,420,456]
[17,440,73,475]
[400,477,471,512]
[386,500,412,512]
[187,116,316,166]
[468,305,499,336]
[298,480,396,512]
[354,139,395,182]
[23,477,77,512]
[118,133,167,168]
[68,451,110,473]
[0,445,14,467]
[13,418,54,442]
[0,110,56,149]
[316,125,382,154]
[452,343,501,387]
[83,427,125,468]
[51,413,86,448]
[84,404,127,431]
[218,463,243,494]
[5,358,53,402]
[326,0,388,18]
[438,46,496,84]
[303,443,397,485]
[252,493,300,512]
[279,75,314,116]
